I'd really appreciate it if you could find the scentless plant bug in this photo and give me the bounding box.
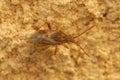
[30,22,95,56]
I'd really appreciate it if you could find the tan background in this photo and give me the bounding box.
[0,0,120,80]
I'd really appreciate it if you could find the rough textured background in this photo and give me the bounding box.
[0,0,120,80]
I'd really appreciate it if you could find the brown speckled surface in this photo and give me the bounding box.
[0,0,120,80]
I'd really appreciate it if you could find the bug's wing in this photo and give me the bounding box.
[30,32,59,45]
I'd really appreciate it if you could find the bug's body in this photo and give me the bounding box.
[30,30,74,45]
[30,22,95,56]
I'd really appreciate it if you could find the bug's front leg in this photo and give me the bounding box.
[75,41,90,57]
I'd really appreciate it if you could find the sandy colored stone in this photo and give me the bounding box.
[0,0,120,80]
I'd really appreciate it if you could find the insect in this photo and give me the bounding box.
[30,22,95,56]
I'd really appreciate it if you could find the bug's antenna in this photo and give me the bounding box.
[73,25,95,39]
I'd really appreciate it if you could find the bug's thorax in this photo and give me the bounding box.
[50,30,74,42]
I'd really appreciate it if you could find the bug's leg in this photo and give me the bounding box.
[40,45,50,51]
[75,41,89,57]
[33,20,47,31]
[43,46,49,50]
[46,22,52,30]
[78,44,90,57]
[51,45,58,60]
[54,45,58,55]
